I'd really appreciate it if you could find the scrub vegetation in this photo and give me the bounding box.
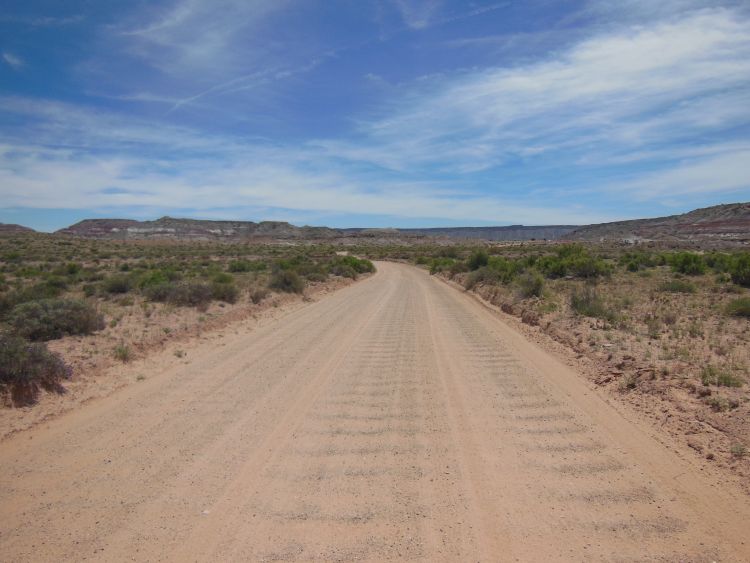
[361,240,750,470]
[0,233,373,404]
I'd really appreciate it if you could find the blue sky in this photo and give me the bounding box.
[1,0,749,231]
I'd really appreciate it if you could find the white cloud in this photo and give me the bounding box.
[392,0,443,29]
[323,9,750,175]
[2,52,24,69]
[119,0,290,77]
[2,7,749,225]
[611,149,750,199]
[0,141,613,225]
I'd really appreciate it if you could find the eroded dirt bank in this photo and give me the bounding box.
[1,262,748,561]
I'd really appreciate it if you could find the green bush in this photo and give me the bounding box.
[0,281,66,316]
[9,299,105,341]
[65,262,82,275]
[669,252,706,275]
[518,271,545,298]
[465,266,501,290]
[729,253,750,287]
[269,270,305,294]
[700,365,743,387]
[212,272,234,284]
[658,279,696,293]
[538,245,610,279]
[0,334,71,404]
[726,297,750,318]
[102,275,133,294]
[144,281,213,307]
[138,269,180,289]
[211,282,239,303]
[428,257,455,275]
[329,256,375,278]
[705,252,734,273]
[467,249,489,270]
[228,259,267,273]
[449,261,469,276]
[619,251,656,272]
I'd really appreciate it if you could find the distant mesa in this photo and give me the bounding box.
[56,216,339,240]
[340,225,578,241]
[6,201,749,244]
[0,223,35,234]
[566,202,750,245]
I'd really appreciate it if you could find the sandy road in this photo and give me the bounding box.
[1,262,749,561]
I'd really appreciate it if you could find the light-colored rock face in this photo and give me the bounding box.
[568,202,750,246]
[56,217,340,240]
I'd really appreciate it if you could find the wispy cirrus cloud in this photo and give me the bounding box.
[1,4,749,229]
[0,97,612,226]
[391,0,443,29]
[118,0,290,78]
[318,8,750,182]
[2,52,24,69]
[608,150,750,199]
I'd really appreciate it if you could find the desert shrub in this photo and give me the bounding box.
[269,270,304,294]
[329,256,375,279]
[568,255,610,278]
[9,299,105,341]
[428,257,456,275]
[65,262,82,275]
[729,253,750,287]
[705,396,732,412]
[44,276,69,291]
[486,256,521,283]
[144,281,213,307]
[437,247,459,259]
[250,288,269,304]
[704,252,734,273]
[0,280,66,316]
[570,287,617,322]
[449,261,469,276]
[113,343,132,363]
[329,263,356,279]
[2,250,22,262]
[142,282,172,302]
[0,334,71,404]
[228,259,267,273]
[102,275,132,294]
[138,269,180,289]
[619,251,656,272]
[212,272,234,284]
[465,266,501,290]
[658,279,696,293]
[669,252,706,275]
[725,297,750,318]
[517,271,545,298]
[538,245,610,279]
[467,249,489,270]
[211,282,239,303]
[700,365,743,387]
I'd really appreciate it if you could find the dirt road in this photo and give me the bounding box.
[1,262,748,561]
